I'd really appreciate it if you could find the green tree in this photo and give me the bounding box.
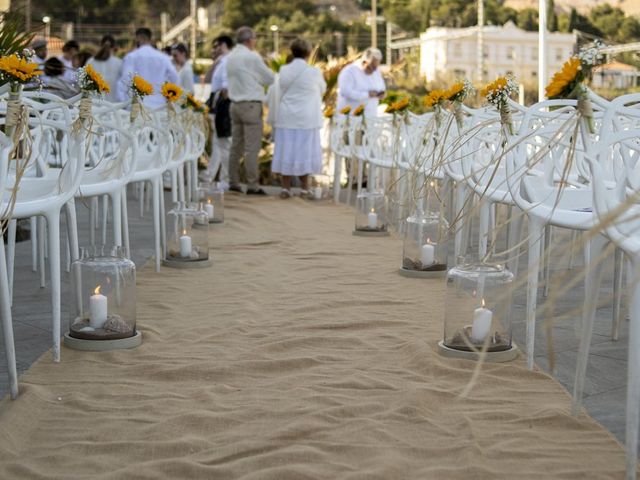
[568,7,578,32]
[517,8,538,31]
[547,0,558,31]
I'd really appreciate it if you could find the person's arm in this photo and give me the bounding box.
[165,58,180,85]
[317,68,327,96]
[338,67,368,103]
[253,52,275,87]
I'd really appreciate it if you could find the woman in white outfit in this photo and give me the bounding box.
[86,35,123,103]
[171,43,195,95]
[272,38,326,199]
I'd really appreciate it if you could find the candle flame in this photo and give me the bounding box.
[472,290,477,297]
[427,238,431,243]
[182,229,187,235]
[370,208,375,213]
[481,298,486,308]
[207,199,211,204]
[94,285,101,295]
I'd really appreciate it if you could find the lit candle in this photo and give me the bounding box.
[314,186,323,200]
[367,208,377,229]
[89,285,108,329]
[420,240,435,266]
[205,200,214,220]
[471,299,493,343]
[179,230,192,258]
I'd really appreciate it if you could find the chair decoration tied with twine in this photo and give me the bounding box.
[129,74,153,124]
[339,105,351,145]
[0,52,41,140]
[352,103,365,145]
[481,75,518,136]
[446,80,474,131]
[161,82,184,117]
[74,63,110,133]
[545,41,604,135]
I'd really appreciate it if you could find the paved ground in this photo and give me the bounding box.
[0,188,632,450]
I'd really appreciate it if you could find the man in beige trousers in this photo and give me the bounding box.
[226,26,275,195]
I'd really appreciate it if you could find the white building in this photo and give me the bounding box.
[419,21,576,86]
[592,61,640,90]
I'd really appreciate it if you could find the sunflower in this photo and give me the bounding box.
[446,82,465,101]
[352,104,365,116]
[423,89,447,108]
[480,76,509,97]
[323,106,335,118]
[545,57,581,99]
[339,105,351,115]
[0,54,42,83]
[84,64,110,93]
[186,93,204,111]
[161,82,183,102]
[132,75,153,97]
[392,97,410,111]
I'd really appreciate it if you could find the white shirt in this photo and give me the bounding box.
[59,56,76,84]
[337,61,386,117]
[87,55,123,103]
[226,44,274,102]
[274,59,326,130]
[117,44,180,108]
[176,61,195,94]
[211,54,228,93]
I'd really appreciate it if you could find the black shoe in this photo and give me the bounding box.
[246,187,267,196]
[229,184,243,193]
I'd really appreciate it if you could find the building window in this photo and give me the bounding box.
[555,48,563,61]
[531,47,538,61]
[507,47,515,60]
[452,43,462,58]
[483,47,489,59]
[454,69,466,78]
[531,71,537,78]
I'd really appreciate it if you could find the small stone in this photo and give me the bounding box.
[78,326,95,332]
[103,316,133,334]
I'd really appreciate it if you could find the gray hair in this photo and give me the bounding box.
[362,47,383,63]
[236,26,256,44]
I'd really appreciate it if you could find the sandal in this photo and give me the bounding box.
[279,189,291,199]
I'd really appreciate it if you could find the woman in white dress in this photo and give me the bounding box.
[272,39,327,199]
[171,43,195,94]
[87,35,123,103]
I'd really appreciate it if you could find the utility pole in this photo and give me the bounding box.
[190,0,197,60]
[25,0,31,32]
[160,12,168,46]
[386,20,392,66]
[538,0,548,101]
[477,0,484,83]
[371,0,377,48]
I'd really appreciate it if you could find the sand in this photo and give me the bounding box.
[0,195,631,479]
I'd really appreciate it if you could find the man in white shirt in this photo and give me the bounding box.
[209,35,234,189]
[117,28,180,108]
[337,48,386,118]
[171,43,195,94]
[226,26,275,195]
[59,40,79,83]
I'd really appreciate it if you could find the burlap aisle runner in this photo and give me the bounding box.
[0,195,632,479]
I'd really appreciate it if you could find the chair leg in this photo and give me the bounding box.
[625,259,640,480]
[506,207,523,278]
[453,184,467,261]
[152,178,161,272]
[613,247,625,341]
[89,197,96,246]
[30,217,37,272]
[332,154,342,203]
[0,240,18,399]
[111,190,122,247]
[139,182,145,218]
[38,216,46,288]
[177,166,185,203]
[121,187,130,256]
[478,199,490,259]
[572,234,607,415]
[7,219,16,302]
[65,199,79,263]
[171,170,178,204]
[47,211,61,362]
[543,225,553,298]
[526,217,544,370]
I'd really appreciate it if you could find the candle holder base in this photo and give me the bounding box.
[437,340,519,363]
[352,228,390,237]
[209,218,224,224]
[398,267,447,279]
[64,330,142,351]
[162,256,213,269]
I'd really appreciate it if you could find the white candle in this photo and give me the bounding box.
[367,209,377,229]
[89,285,108,329]
[179,231,192,258]
[471,299,493,343]
[314,186,323,200]
[205,202,214,220]
[420,241,435,266]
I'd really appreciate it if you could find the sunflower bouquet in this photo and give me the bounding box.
[323,106,335,119]
[339,105,351,115]
[481,75,518,135]
[0,52,41,133]
[77,64,110,95]
[161,82,184,103]
[545,42,603,133]
[185,93,206,113]
[385,97,410,114]
[423,89,448,109]
[446,80,474,129]
[128,75,153,123]
[352,104,365,116]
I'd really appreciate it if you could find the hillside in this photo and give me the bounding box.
[505,0,640,16]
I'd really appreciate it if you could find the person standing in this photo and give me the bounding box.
[87,35,123,102]
[59,40,80,83]
[209,35,234,189]
[117,28,179,108]
[337,48,386,117]
[31,38,48,68]
[271,39,326,199]
[171,43,195,95]
[226,26,275,195]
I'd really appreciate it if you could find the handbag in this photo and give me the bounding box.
[213,94,232,138]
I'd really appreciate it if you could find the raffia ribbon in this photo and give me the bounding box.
[130,98,141,124]
[453,101,464,130]
[499,104,514,135]
[72,94,93,134]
